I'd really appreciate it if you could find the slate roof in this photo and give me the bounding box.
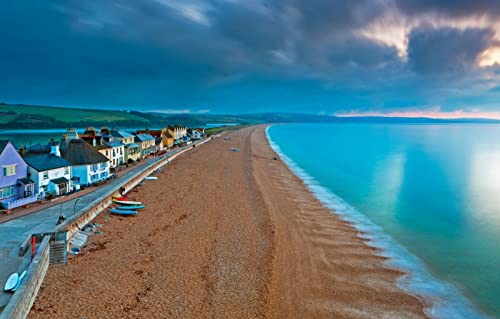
[62,139,109,165]
[136,130,162,137]
[126,143,140,149]
[134,133,155,142]
[110,130,134,139]
[24,154,71,172]
[104,140,124,148]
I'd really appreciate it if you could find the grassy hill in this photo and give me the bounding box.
[0,103,156,128]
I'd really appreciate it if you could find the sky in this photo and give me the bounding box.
[1,0,500,117]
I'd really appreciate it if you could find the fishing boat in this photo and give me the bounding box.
[112,199,143,206]
[116,205,145,210]
[4,273,19,292]
[109,209,138,216]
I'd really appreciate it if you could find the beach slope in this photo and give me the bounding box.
[29,125,426,318]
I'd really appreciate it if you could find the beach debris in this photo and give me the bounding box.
[69,247,81,255]
[70,231,89,250]
[231,148,240,152]
[224,137,231,140]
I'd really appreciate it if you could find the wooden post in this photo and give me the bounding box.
[31,235,36,261]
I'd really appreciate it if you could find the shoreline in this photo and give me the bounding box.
[266,124,489,319]
[30,125,428,318]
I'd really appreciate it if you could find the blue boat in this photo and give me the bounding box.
[109,209,137,216]
[116,205,145,210]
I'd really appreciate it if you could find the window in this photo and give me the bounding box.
[2,165,17,176]
[100,162,107,169]
[64,167,69,175]
[92,164,98,171]
[43,171,49,180]
[0,186,15,199]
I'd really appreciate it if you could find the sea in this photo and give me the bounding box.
[267,123,500,319]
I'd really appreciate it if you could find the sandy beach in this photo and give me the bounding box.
[29,125,427,319]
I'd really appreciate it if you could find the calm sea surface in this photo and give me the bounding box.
[268,123,500,318]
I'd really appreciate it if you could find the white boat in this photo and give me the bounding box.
[4,273,19,292]
[112,199,143,206]
[12,271,27,292]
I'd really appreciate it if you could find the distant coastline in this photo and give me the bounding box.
[2,103,500,131]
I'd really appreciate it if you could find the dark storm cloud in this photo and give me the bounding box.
[0,0,499,113]
[395,0,500,17]
[408,26,494,76]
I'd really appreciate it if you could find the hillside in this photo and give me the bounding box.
[0,104,158,129]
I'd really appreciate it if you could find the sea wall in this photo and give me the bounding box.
[0,236,50,319]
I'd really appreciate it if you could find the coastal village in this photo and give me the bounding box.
[0,126,205,211]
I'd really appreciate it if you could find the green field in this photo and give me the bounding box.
[0,104,148,124]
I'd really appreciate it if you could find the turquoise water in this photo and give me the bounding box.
[268,123,500,319]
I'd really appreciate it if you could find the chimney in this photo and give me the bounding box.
[19,146,26,157]
[50,145,61,157]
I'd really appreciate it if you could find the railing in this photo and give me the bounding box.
[2,195,38,210]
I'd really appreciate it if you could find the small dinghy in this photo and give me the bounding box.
[113,196,128,201]
[12,271,27,292]
[145,176,158,180]
[116,205,145,210]
[4,273,19,292]
[109,209,138,216]
[112,199,143,206]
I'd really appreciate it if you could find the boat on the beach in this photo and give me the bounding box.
[109,209,138,216]
[112,199,143,205]
[145,176,158,180]
[12,271,27,292]
[4,273,19,292]
[116,205,145,210]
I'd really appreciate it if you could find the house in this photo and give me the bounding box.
[167,125,187,145]
[62,139,110,186]
[110,130,141,163]
[155,137,164,153]
[24,144,72,199]
[65,128,80,140]
[102,136,125,170]
[80,127,103,147]
[187,128,203,140]
[134,133,156,157]
[0,141,37,209]
[136,129,172,150]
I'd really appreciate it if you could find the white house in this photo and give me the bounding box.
[24,145,72,199]
[187,129,203,140]
[62,139,110,186]
[102,136,125,170]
